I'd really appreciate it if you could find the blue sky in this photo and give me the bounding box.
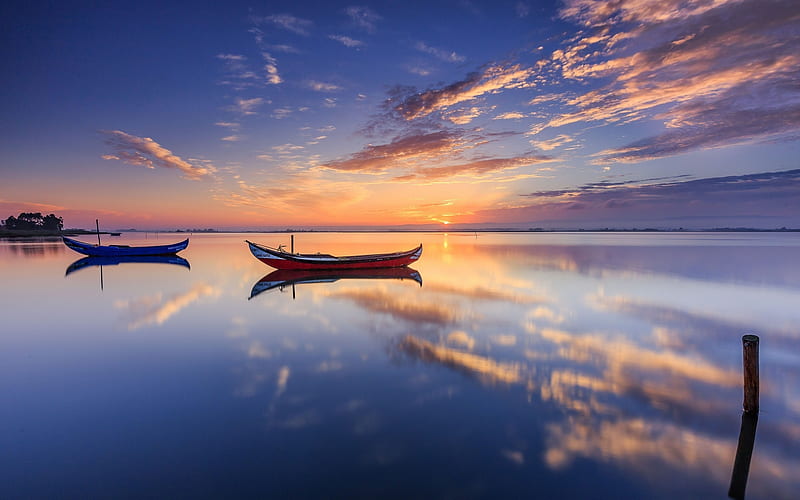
[1,0,798,229]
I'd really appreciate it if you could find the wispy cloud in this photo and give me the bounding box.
[320,130,467,174]
[216,51,280,88]
[307,80,342,92]
[396,154,555,181]
[415,41,466,63]
[215,121,240,130]
[529,0,800,162]
[229,97,266,116]
[345,6,381,33]
[216,53,258,89]
[329,34,364,48]
[100,130,214,180]
[215,174,369,217]
[494,111,526,120]
[262,51,282,85]
[267,43,300,54]
[530,134,576,151]
[256,13,313,36]
[390,64,535,121]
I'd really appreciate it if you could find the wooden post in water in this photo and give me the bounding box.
[742,335,759,414]
[96,219,101,246]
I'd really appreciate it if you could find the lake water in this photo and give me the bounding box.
[1,232,799,499]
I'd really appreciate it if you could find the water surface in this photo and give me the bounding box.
[1,232,799,498]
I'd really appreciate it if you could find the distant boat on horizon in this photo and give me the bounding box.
[62,236,189,257]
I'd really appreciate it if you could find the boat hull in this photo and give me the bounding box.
[62,236,189,257]
[246,240,422,270]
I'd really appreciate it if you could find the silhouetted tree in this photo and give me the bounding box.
[2,212,63,232]
[42,214,63,231]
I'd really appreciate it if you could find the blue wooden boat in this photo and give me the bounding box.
[65,255,191,276]
[62,236,189,257]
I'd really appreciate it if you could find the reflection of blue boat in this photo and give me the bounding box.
[65,255,191,276]
[249,267,422,299]
[62,236,189,257]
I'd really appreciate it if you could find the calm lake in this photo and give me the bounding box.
[1,232,799,499]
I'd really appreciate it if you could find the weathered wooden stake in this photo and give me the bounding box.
[742,334,759,414]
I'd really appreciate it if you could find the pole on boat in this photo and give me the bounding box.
[291,234,294,254]
[742,335,759,414]
[96,219,101,246]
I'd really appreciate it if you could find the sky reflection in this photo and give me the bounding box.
[1,232,799,498]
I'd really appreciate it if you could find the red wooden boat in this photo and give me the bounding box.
[246,240,422,270]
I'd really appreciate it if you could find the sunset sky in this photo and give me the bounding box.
[2,0,798,230]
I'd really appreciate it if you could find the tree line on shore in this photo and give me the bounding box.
[1,212,64,234]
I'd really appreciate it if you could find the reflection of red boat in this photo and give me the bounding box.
[249,267,422,299]
[246,240,422,270]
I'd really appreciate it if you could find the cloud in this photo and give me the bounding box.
[445,106,489,125]
[475,168,800,227]
[215,121,240,130]
[268,44,300,54]
[391,64,535,121]
[447,331,476,350]
[257,13,313,36]
[329,34,364,48]
[230,97,266,115]
[345,5,381,33]
[307,80,342,92]
[215,174,370,218]
[530,134,576,151]
[594,104,800,163]
[494,111,526,120]
[320,130,467,174]
[408,66,431,76]
[100,130,214,180]
[530,0,800,162]
[415,41,466,63]
[216,51,280,88]
[262,52,282,85]
[525,168,800,204]
[397,154,555,181]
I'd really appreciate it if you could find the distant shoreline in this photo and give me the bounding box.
[2,227,798,238]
